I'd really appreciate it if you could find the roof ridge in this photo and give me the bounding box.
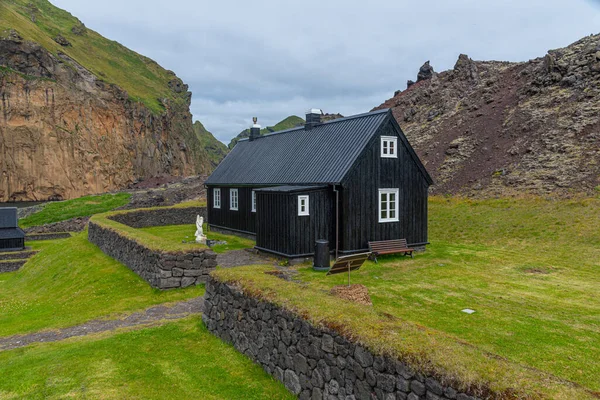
[238,108,391,142]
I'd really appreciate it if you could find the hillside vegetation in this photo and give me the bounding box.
[0,234,201,337]
[0,0,212,202]
[293,197,600,394]
[0,318,293,399]
[0,0,180,113]
[194,121,229,168]
[375,34,600,196]
[228,115,305,149]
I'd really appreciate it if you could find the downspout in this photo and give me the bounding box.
[204,184,210,232]
[333,184,339,260]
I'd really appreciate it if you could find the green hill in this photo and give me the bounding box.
[228,115,305,149]
[193,121,229,168]
[0,0,183,113]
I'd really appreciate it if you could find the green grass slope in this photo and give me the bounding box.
[20,193,131,228]
[0,0,184,113]
[140,224,255,254]
[293,197,600,393]
[193,121,229,168]
[0,318,293,399]
[0,233,201,337]
[228,115,305,149]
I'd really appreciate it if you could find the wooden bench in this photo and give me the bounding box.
[368,239,414,263]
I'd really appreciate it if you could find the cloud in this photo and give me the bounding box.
[52,0,600,143]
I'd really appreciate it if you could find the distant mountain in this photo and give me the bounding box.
[228,116,305,149]
[193,121,229,168]
[374,34,600,196]
[227,113,345,149]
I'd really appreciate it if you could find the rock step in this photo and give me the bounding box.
[0,250,37,261]
[0,259,27,273]
[26,232,71,241]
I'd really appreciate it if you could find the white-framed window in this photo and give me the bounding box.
[251,190,256,212]
[298,195,309,216]
[379,189,399,223]
[213,188,221,209]
[230,188,238,210]
[381,136,398,158]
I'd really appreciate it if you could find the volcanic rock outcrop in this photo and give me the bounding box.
[375,34,600,196]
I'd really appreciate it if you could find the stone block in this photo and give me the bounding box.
[181,277,196,288]
[411,380,426,396]
[322,334,334,353]
[159,277,181,289]
[354,345,374,368]
[425,377,443,395]
[172,268,184,277]
[183,269,204,277]
[202,258,218,268]
[284,370,301,395]
[159,270,172,279]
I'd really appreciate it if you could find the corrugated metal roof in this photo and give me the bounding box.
[255,185,328,193]
[0,208,17,229]
[206,109,390,185]
[0,228,25,239]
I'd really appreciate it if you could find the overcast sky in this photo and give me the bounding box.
[52,0,600,144]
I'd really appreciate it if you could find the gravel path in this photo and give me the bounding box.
[0,297,203,352]
[216,249,277,268]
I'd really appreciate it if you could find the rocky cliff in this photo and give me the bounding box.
[375,34,600,196]
[193,121,228,169]
[0,0,211,201]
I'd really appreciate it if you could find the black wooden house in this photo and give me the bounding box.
[205,108,433,258]
[0,208,25,252]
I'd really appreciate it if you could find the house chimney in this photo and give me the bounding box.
[249,117,260,141]
[305,108,322,130]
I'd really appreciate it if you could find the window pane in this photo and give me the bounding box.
[390,141,394,153]
[381,209,387,219]
[390,210,395,219]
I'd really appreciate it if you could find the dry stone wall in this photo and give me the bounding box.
[109,207,206,228]
[88,221,216,290]
[203,277,480,400]
[0,260,26,273]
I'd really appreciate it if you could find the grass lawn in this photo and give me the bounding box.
[0,317,293,400]
[0,232,201,338]
[294,197,600,392]
[20,193,131,228]
[139,224,256,254]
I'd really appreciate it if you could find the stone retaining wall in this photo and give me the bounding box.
[25,217,89,234]
[110,207,206,228]
[26,233,72,241]
[0,260,26,273]
[203,277,480,400]
[89,221,216,289]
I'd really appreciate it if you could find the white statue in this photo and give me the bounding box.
[195,215,207,244]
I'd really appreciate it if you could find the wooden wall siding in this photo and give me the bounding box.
[0,238,24,250]
[207,186,258,234]
[256,188,334,257]
[341,119,429,252]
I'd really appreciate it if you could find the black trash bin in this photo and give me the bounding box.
[313,239,330,272]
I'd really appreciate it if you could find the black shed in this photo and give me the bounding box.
[205,108,433,258]
[255,186,333,257]
[0,208,25,252]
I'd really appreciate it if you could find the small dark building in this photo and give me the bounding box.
[205,108,433,258]
[0,208,25,252]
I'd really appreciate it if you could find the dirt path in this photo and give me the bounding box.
[216,249,277,268]
[0,297,203,352]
